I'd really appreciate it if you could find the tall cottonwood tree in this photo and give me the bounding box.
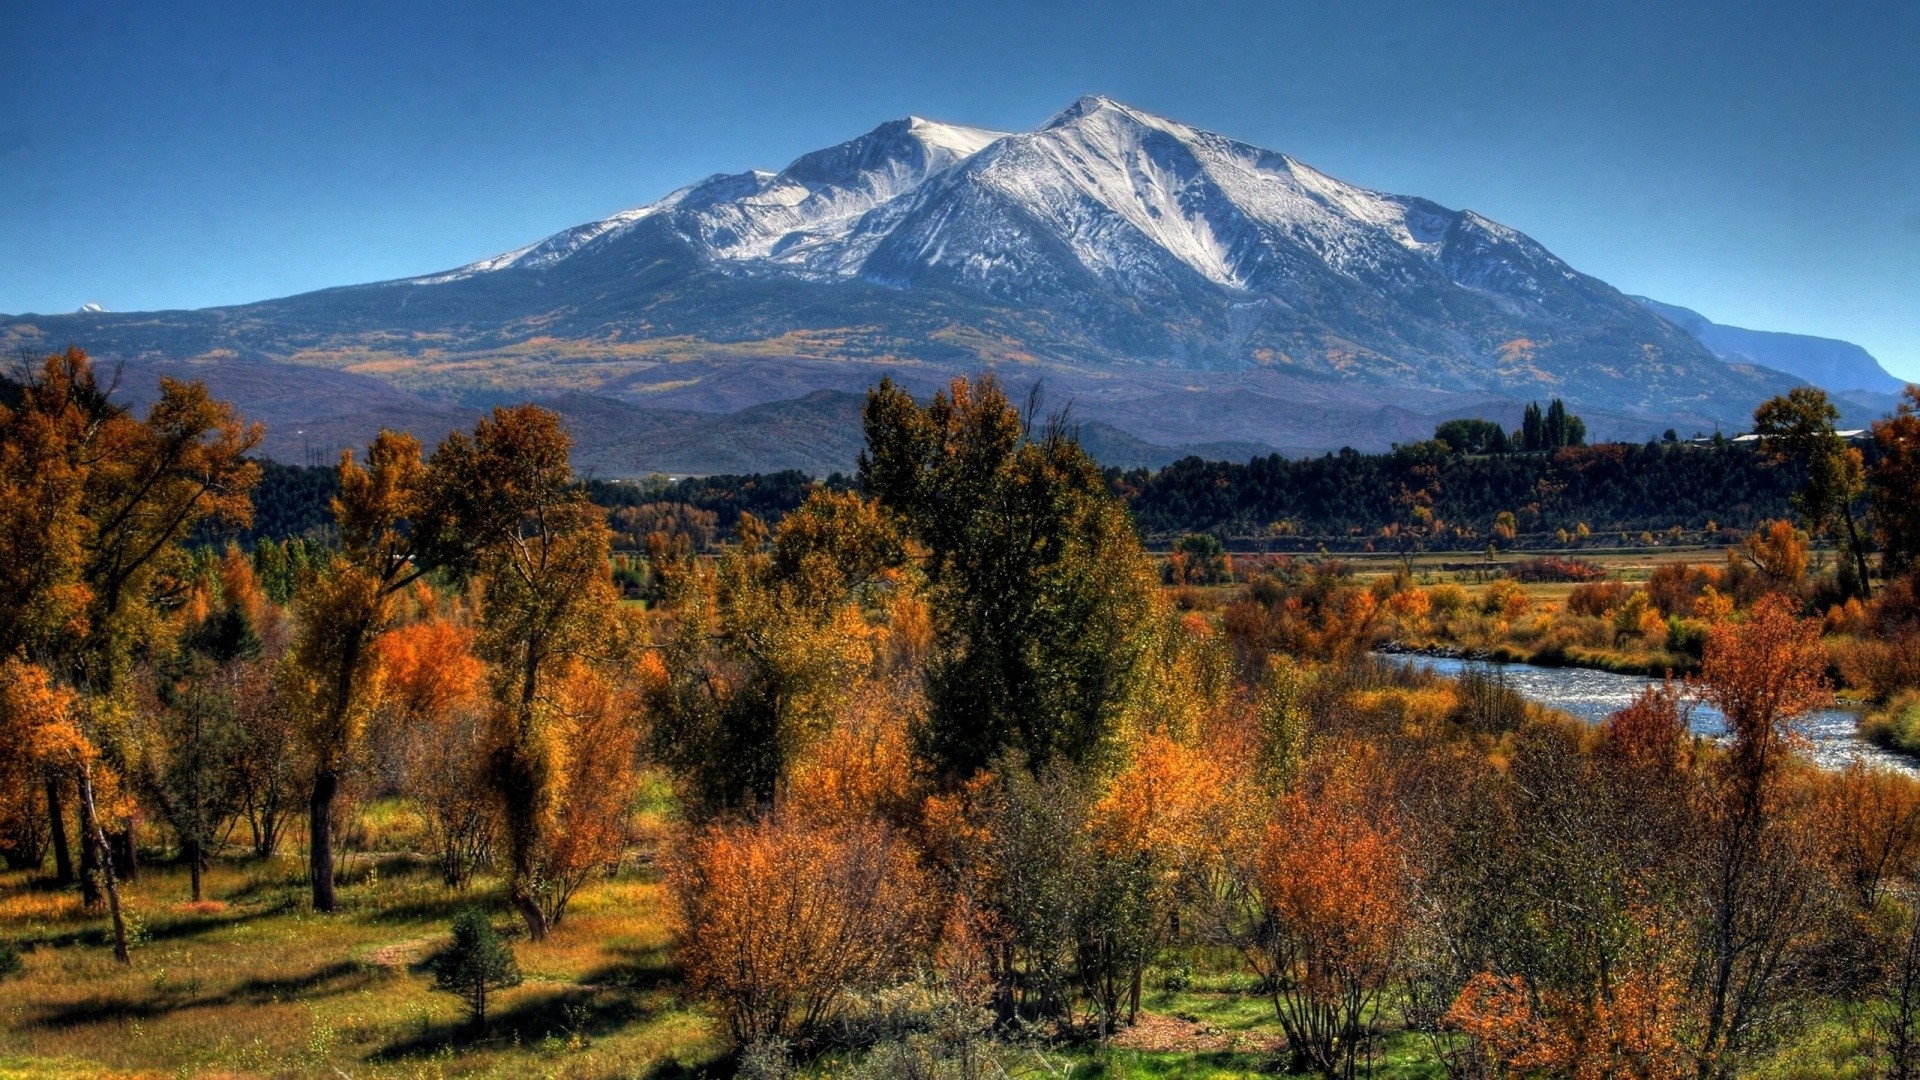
[860,376,1159,780]
[1754,387,1873,598]
[648,490,903,814]
[0,348,256,941]
[1870,386,1920,579]
[421,404,622,939]
[287,430,430,912]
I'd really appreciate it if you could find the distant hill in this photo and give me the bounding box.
[4,96,1825,473]
[1633,296,1906,396]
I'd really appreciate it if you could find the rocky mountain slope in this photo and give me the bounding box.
[2,96,1825,473]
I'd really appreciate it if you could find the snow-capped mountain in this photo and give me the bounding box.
[1,96,1825,473]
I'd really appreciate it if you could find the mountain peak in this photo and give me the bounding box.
[1042,94,1147,130]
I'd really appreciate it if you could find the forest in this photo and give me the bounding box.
[4,346,1920,1079]
[227,423,1802,555]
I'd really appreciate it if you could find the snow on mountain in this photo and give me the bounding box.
[415,116,1006,285]
[410,94,1594,326]
[4,95,1821,470]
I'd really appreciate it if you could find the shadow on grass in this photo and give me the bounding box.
[21,902,285,951]
[365,884,507,926]
[372,983,648,1062]
[25,959,384,1029]
[577,941,678,994]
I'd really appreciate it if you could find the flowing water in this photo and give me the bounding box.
[1386,653,1915,775]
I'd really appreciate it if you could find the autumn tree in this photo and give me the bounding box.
[1871,386,1920,578]
[1754,387,1872,598]
[0,347,256,922]
[1688,593,1835,1074]
[1252,747,1412,1079]
[860,376,1159,780]
[420,404,625,939]
[372,613,494,887]
[531,660,642,926]
[286,430,429,912]
[669,815,936,1046]
[0,659,132,963]
[648,491,902,815]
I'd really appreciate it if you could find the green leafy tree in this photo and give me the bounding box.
[860,376,1159,781]
[1433,418,1509,455]
[1870,386,1920,578]
[1753,387,1873,598]
[431,907,522,1025]
[648,490,904,815]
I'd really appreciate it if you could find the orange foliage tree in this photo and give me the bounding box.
[286,430,430,912]
[372,614,494,887]
[1252,747,1411,1079]
[422,404,624,939]
[531,660,643,927]
[668,815,936,1046]
[0,347,256,919]
[1688,593,1834,1075]
[0,659,132,962]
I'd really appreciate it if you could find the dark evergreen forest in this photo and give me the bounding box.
[231,441,1797,551]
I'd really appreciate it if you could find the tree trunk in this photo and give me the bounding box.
[45,773,73,885]
[75,765,129,964]
[110,825,137,881]
[494,741,549,941]
[1844,509,1873,600]
[76,789,103,909]
[309,767,338,913]
[188,836,202,902]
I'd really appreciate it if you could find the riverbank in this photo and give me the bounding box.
[1863,691,1920,758]
[1383,650,1913,775]
[1379,639,1699,679]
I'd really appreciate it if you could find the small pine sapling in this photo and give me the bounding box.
[431,907,522,1025]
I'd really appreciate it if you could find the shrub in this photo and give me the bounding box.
[1480,579,1530,620]
[1568,580,1632,618]
[430,907,523,1025]
[1426,583,1469,616]
[1864,691,1920,758]
[1666,617,1711,660]
[670,816,936,1046]
[1447,666,1530,735]
[1510,556,1607,583]
[0,939,20,981]
[1832,630,1920,702]
[1646,561,1720,617]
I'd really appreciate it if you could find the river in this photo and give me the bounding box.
[1387,653,1915,775]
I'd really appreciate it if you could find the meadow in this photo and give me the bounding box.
[5,355,1920,1080]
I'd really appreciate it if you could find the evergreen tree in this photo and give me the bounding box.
[1545,399,1568,450]
[861,376,1159,781]
[1521,403,1545,452]
[431,907,522,1025]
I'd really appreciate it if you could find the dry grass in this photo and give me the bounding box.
[0,811,719,1079]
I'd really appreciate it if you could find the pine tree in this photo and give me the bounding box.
[431,907,522,1025]
[1521,402,1545,452]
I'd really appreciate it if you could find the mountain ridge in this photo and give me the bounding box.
[0,95,1856,474]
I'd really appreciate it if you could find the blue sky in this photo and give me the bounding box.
[3,0,1916,379]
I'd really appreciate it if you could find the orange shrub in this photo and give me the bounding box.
[1253,748,1410,1076]
[1568,580,1632,618]
[669,816,936,1045]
